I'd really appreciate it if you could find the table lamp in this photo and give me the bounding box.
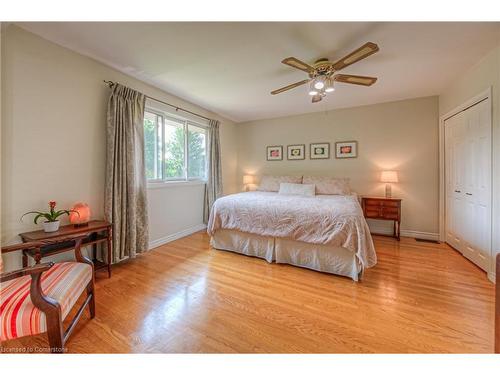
[243,175,255,191]
[380,171,398,198]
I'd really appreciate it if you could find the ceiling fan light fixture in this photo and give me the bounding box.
[270,42,379,101]
[312,94,322,103]
[324,77,335,92]
[314,81,324,90]
[313,76,325,90]
[308,81,319,96]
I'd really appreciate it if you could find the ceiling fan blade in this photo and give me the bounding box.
[332,42,379,71]
[271,79,310,95]
[281,57,315,73]
[312,95,322,103]
[334,74,377,86]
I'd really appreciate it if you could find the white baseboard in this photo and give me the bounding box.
[488,271,496,284]
[400,230,440,241]
[149,224,207,250]
[367,220,439,241]
[149,222,439,251]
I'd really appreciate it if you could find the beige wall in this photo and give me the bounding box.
[439,44,500,275]
[236,96,440,236]
[0,25,238,270]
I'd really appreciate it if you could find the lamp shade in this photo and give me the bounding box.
[380,170,398,183]
[243,175,255,185]
[69,202,91,225]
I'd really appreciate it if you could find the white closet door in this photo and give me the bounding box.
[463,105,479,263]
[464,100,491,270]
[445,117,454,245]
[444,98,491,272]
[445,111,467,253]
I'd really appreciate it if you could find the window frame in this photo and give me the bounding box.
[144,107,209,185]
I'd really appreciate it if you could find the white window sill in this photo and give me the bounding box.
[147,180,207,189]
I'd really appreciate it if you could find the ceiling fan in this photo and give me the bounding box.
[271,42,379,103]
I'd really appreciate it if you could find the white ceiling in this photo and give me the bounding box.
[17,22,500,122]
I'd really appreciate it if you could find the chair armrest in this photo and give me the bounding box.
[74,237,94,268]
[0,262,54,283]
[1,241,44,253]
[29,265,61,317]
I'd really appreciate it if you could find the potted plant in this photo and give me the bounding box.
[22,201,78,233]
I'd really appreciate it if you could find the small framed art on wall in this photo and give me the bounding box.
[310,143,330,159]
[335,141,358,158]
[266,145,283,161]
[287,144,305,160]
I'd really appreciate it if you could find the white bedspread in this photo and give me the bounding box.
[207,192,377,268]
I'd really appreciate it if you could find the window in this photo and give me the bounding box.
[144,109,207,182]
[187,124,207,179]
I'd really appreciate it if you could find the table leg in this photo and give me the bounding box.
[107,227,112,278]
[23,252,28,267]
[397,221,401,241]
[34,249,42,264]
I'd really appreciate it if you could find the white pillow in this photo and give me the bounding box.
[278,183,316,197]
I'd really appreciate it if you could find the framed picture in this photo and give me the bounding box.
[310,143,330,159]
[335,141,358,158]
[287,144,305,160]
[266,145,283,161]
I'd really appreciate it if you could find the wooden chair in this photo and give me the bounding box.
[496,254,499,354]
[0,234,95,353]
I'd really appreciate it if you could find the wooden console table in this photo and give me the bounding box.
[19,220,113,277]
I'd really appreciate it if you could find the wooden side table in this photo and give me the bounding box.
[361,196,402,240]
[19,220,113,277]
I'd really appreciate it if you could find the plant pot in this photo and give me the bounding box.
[42,220,60,233]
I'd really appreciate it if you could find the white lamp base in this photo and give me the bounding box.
[385,183,392,198]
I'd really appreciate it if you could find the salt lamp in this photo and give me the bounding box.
[69,202,91,226]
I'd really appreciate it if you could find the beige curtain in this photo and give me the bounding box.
[204,119,223,223]
[105,83,149,263]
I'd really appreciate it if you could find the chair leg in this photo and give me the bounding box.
[45,311,64,353]
[87,281,96,319]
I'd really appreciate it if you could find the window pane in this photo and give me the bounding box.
[188,124,207,179]
[164,118,185,179]
[144,111,161,180]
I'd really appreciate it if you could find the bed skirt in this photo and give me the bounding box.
[210,229,363,281]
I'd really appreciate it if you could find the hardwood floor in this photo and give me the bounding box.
[1,232,495,353]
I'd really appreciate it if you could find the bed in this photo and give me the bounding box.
[207,188,377,281]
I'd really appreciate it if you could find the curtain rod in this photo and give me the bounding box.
[103,80,213,122]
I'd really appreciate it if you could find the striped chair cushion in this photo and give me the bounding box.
[0,262,92,341]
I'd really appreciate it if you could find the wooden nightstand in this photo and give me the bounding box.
[361,196,402,240]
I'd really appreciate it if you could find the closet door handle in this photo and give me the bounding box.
[454,190,461,193]
[465,192,472,196]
